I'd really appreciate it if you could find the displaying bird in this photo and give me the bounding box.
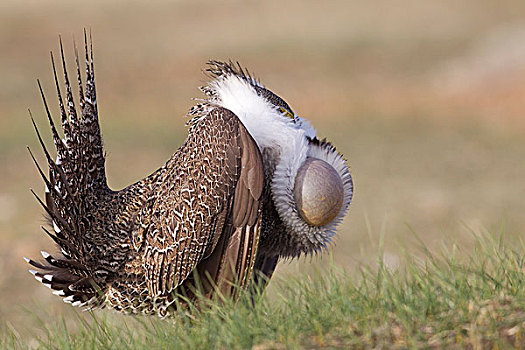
[25,33,353,317]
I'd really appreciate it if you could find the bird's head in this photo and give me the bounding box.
[189,61,353,258]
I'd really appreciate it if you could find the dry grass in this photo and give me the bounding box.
[1,0,525,340]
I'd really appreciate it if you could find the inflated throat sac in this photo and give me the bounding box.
[294,158,344,227]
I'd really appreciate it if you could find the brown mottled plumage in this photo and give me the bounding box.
[26,33,353,317]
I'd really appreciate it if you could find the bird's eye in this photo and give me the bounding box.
[279,107,295,120]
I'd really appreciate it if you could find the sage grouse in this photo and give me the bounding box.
[25,34,353,317]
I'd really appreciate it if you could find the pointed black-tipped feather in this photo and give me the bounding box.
[27,146,69,219]
[73,39,85,109]
[27,253,97,305]
[84,29,96,108]
[30,189,56,223]
[41,225,77,258]
[88,30,96,104]
[59,36,79,129]
[30,186,72,237]
[206,60,262,87]
[50,51,71,144]
[37,78,68,163]
[29,110,54,165]
[27,147,51,190]
[73,29,106,188]
[26,257,47,270]
[28,111,78,217]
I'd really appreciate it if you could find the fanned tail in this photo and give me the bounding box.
[26,31,109,308]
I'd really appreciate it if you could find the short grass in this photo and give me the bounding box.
[3,233,525,349]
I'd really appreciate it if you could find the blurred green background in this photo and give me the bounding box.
[1,0,525,334]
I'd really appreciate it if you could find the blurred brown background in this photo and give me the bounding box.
[1,0,525,334]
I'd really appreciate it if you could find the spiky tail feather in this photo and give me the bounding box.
[25,251,102,308]
[26,31,109,308]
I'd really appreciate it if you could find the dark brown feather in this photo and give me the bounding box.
[140,107,263,299]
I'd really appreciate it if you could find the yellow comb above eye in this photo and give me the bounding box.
[279,107,295,120]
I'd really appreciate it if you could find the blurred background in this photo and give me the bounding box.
[1,0,525,336]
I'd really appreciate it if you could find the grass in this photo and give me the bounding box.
[3,233,525,349]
